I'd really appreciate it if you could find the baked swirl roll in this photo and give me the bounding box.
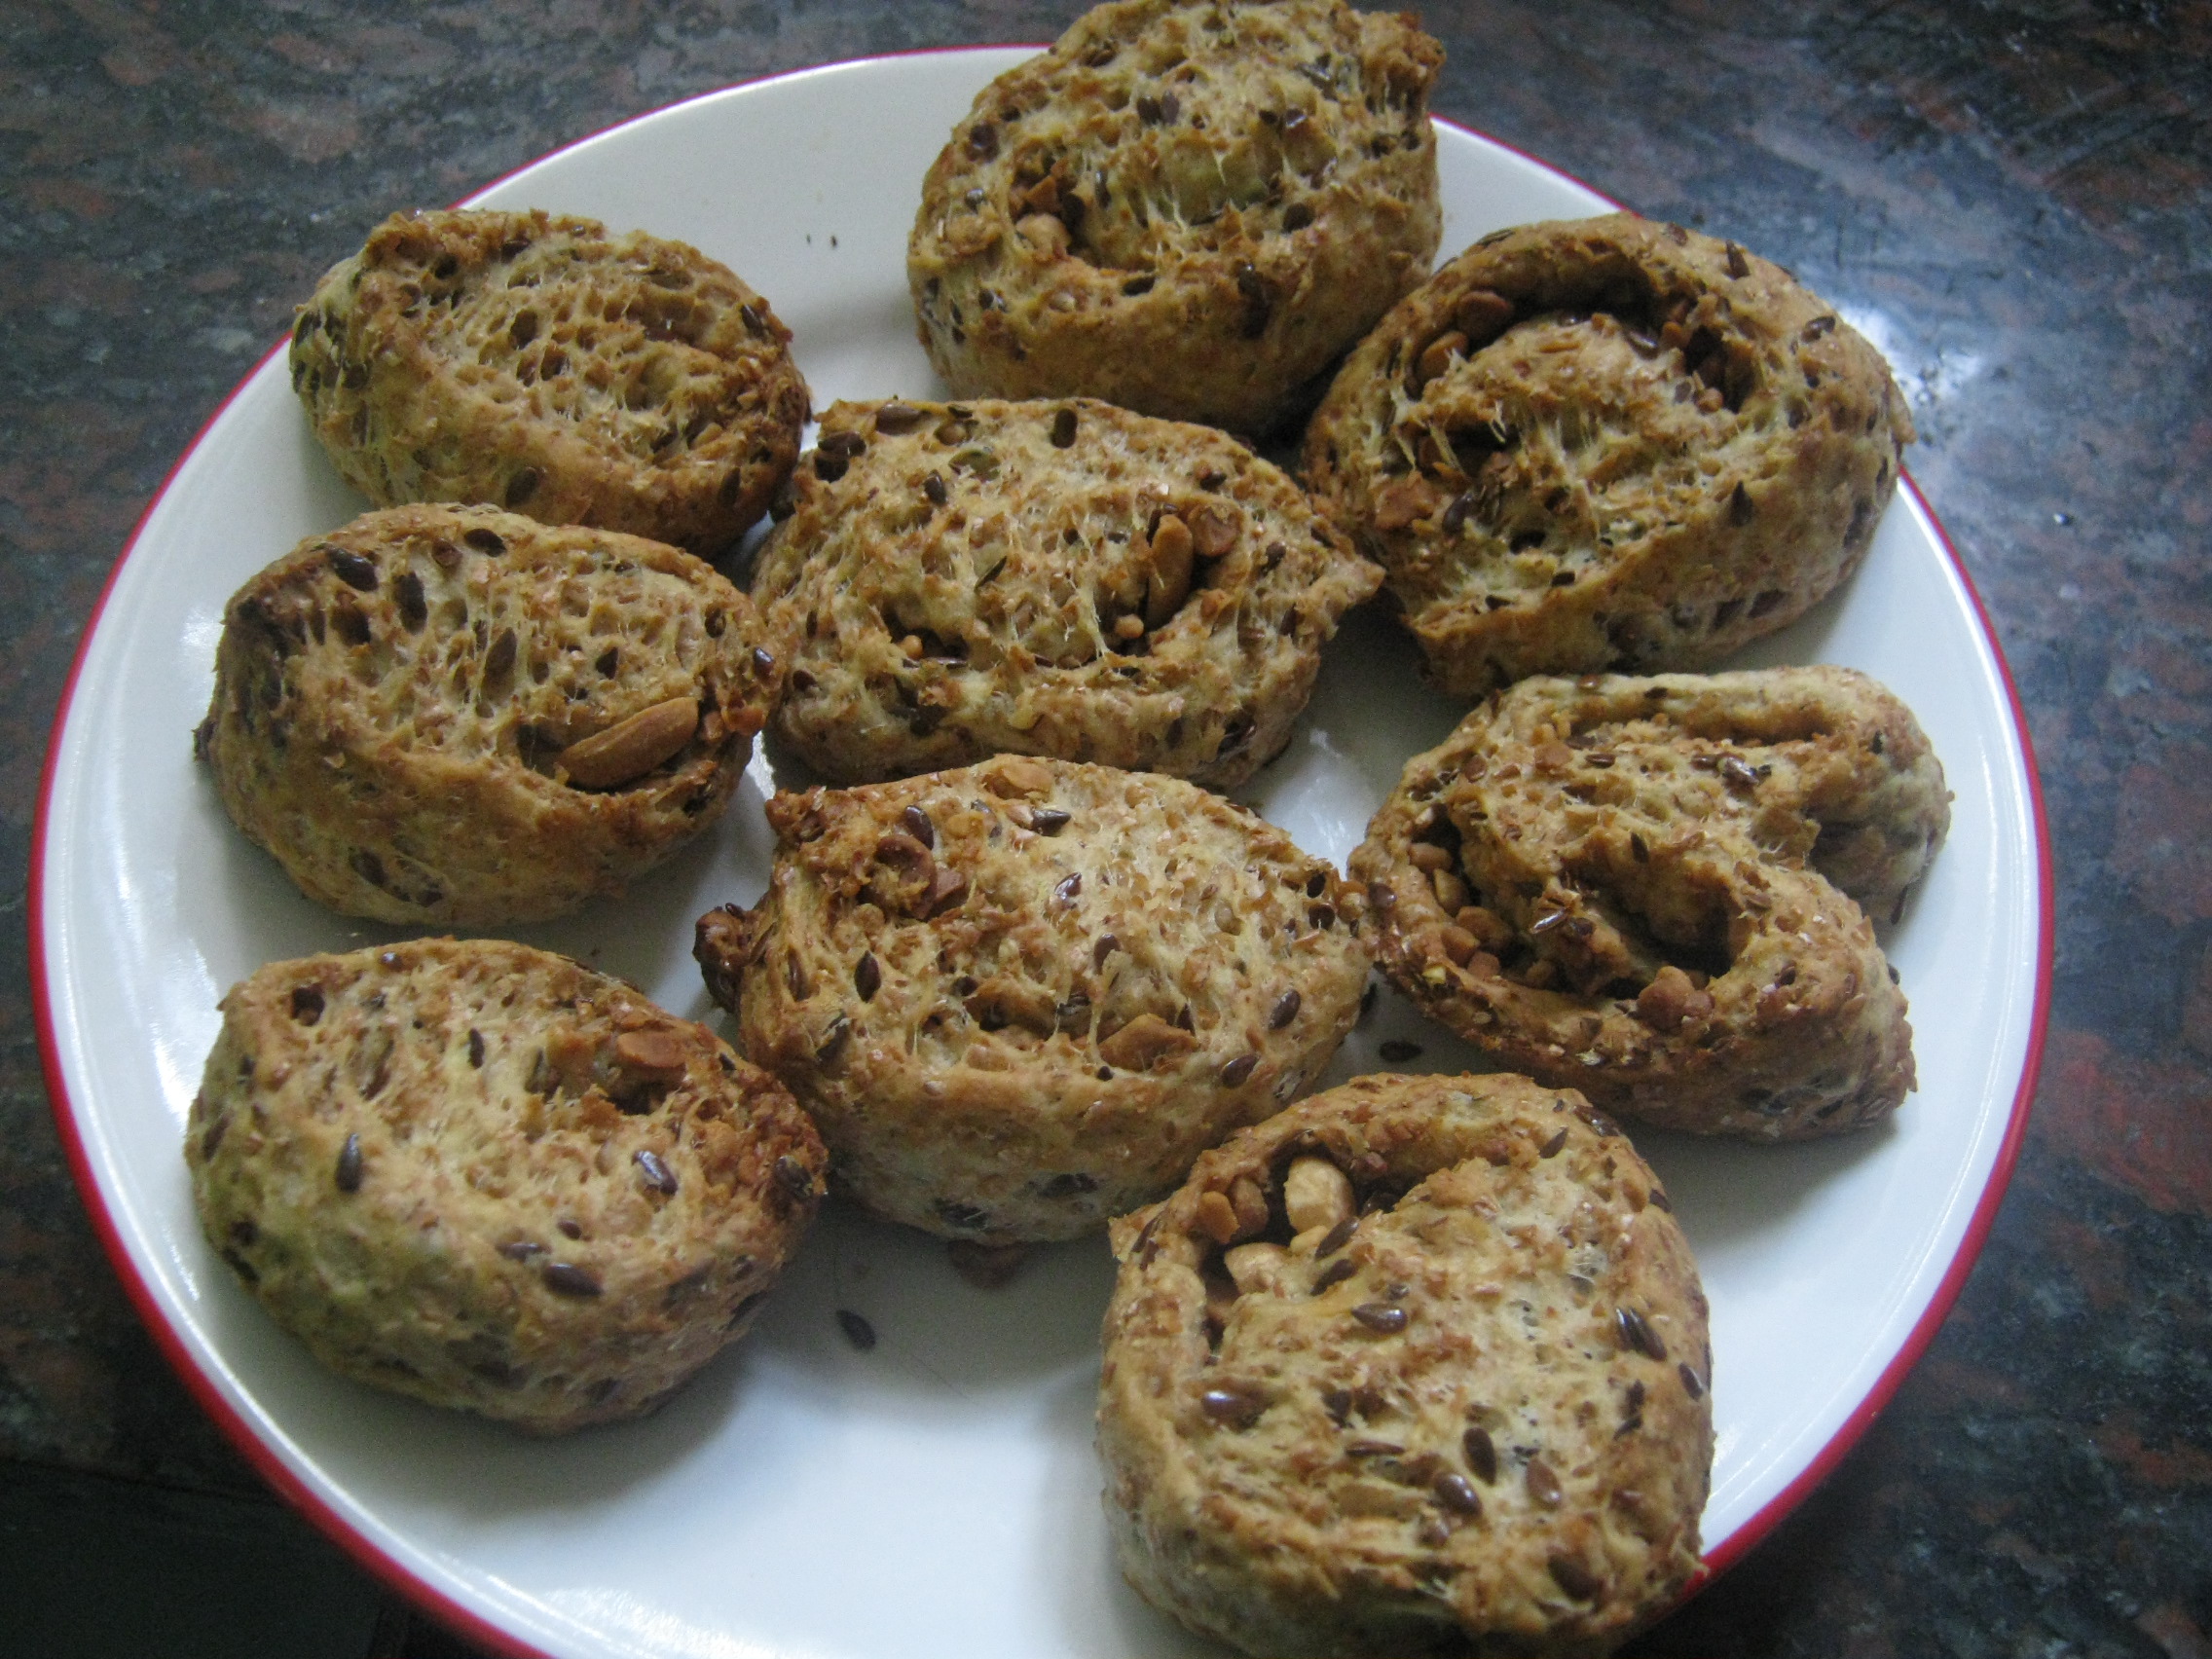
[752,398,1380,789]
[1099,1070,1712,1656]
[693,755,1370,1242]
[908,0,1443,434]
[198,504,781,926]
[1348,667,1949,1139]
[185,940,826,1433]
[290,208,809,557]
[1304,213,1914,693]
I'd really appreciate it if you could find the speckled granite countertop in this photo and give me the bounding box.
[4,3,2207,1655]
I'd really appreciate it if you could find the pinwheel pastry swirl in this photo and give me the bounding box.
[908,0,1444,434]
[290,207,809,557]
[185,939,827,1434]
[1098,1070,1712,1657]
[1304,213,1914,694]
[198,503,781,926]
[751,397,1380,789]
[693,755,1370,1242]
[1348,667,1949,1139]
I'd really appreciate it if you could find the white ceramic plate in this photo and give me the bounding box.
[35,50,2048,1659]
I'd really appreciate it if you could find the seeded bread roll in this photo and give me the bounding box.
[908,0,1443,434]
[1303,214,1914,694]
[1098,1070,1712,1657]
[753,397,1381,788]
[197,503,781,926]
[693,754,1370,1242]
[184,939,827,1433]
[290,207,809,556]
[1348,667,1949,1139]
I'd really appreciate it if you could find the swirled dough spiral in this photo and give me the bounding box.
[1305,214,1913,694]
[1349,667,1949,1138]
[1099,1070,1711,1656]
[909,0,1442,434]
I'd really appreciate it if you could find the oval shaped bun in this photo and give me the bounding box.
[185,939,827,1434]
[290,207,809,556]
[1348,667,1949,1138]
[1304,214,1914,693]
[908,0,1443,434]
[694,755,1371,1241]
[753,397,1380,789]
[198,503,781,926]
[1098,1070,1712,1657]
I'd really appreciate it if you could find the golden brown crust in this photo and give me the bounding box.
[1347,668,1950,1138]
[1097,1071,1712,1656]
[753,398,1382,788]
[184,939,827,1434]
[197,503,781,926]
[908,0,1443,434]
[693,755,1371,1241]
[1303,214,1914,693]
[290,208,809,556]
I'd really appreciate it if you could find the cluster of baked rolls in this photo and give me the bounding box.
[181,3,1943,1651]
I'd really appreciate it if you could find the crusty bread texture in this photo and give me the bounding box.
[185,939,827,1433]
[1304,213,1914,693]
[752,397,1381,788]
[694,755,1371,1241]
[909,0,1443,434]
[290,207,809,556]
[1349,667,1949,1138]
[1099,1070,1712,1656]
[197,503,781,926]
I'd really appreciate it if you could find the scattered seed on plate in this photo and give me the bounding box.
[836,1309,877,1350]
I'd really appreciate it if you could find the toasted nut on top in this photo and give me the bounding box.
[984,757,1056,797]
[1636,964,1714,1031]
[1283,1157,1354,1235]
[559,696,700,789]
[1098,1014,1198,1072]
[1223,1241,1291,1294]
[1453,286,1516,345]
[1414,329,1467,388]
[1229,1175,1271,1237]
[613,1029,689,1073]
[1145,514,1196,628]
[1196,1190,1239,1245]
[1430,867,1470,914]
[1186,504,1238,558]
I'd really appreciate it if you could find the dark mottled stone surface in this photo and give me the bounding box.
[4,2,2208,1654]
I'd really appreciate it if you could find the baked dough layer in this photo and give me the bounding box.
[185,939,826,1433]
[694,755,1371,1241]
[1348,667,1949,1138]
[198,503,779,925]
[291,207,808,556]
[909,0,1443,434]
[1099,1070,1711,1656]
[1305,214,1913,693]
[753,397,1380,788]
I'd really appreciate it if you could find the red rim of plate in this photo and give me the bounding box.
[29,51,2052,1659]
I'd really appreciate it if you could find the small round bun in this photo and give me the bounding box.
[753,397,1381,788]
[693,755,1371,1242]
[197,503,781,926]
[184,939,827,1433]
[290,208,809,556]
[1098,1070,1712,1657]
[908,0,1443,434]
[1348,667,1949,1138]
[1304,214,1914,694]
